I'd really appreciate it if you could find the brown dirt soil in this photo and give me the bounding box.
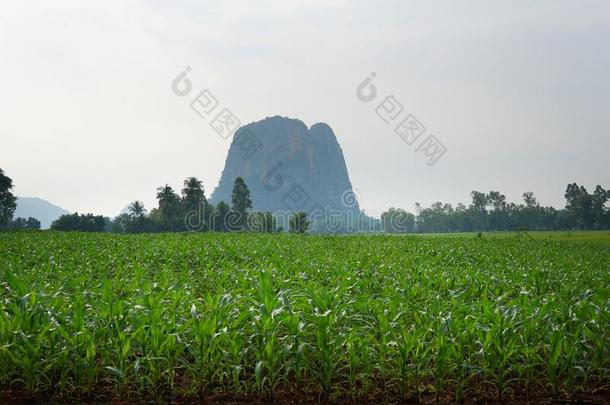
[1,386,609,405]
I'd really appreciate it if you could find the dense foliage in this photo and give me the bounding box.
[289,211,310,233]
[414,185,610,233]
[105,177,609,235]
[50,213,107,232]
[381,208,416,233]
[6,217,40,230]
[1,232,608,402]
[111,177,274,234]
[0,168,17,227]
[1,166,607,234]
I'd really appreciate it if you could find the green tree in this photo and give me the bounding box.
[381,208,415,233]
[231,177,252,230]
[25,217,41,230]
[413,190,565,233]
[471,191,488,212]
[564,183,594,229]
[181,177,204,210]
[156,185,183,231]
[148,208,163,232]
[289,211,310,234]
[0,168,17,227]
[592,185,608,229]
[522,192,537,208]
[470,191,489,230]
[125,200,148,233]
[213,201,230,232]
[14,217,27,229]
[111,213,131,233]
[520,192,540,230]
[182,177,211,231]
[8,217,26,229]
[248,211,276,232]
[51,213,106,232]
[487,191,506,231]
[128,200,146,218]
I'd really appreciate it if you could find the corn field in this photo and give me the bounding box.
[0,232,609,402]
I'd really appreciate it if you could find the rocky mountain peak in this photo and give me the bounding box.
[210,116,360,215]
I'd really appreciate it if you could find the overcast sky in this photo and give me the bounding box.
[1,1,609,217]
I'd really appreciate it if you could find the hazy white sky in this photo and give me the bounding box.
[1,0,609,217]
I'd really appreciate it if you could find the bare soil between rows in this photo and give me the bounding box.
[2,386,609,404]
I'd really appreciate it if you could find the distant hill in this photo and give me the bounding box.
[15,197,70,229]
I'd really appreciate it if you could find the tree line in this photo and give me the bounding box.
[71,176,309,234]
[0,170,310,233]
[106,176,297,233]
[0,167,608,233]
[409,185,610,233]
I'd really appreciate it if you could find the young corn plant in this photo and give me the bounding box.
[395,327,430,401]
[186,293,231,396]
[249,272,285,397]
[307,288,342,398]
[281,311,307,390]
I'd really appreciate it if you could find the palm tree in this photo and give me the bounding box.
[156,185,182,231]
[182,177,205,212]
[128,200,146,219]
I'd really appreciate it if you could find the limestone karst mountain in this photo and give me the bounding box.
[210,116,360,217]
